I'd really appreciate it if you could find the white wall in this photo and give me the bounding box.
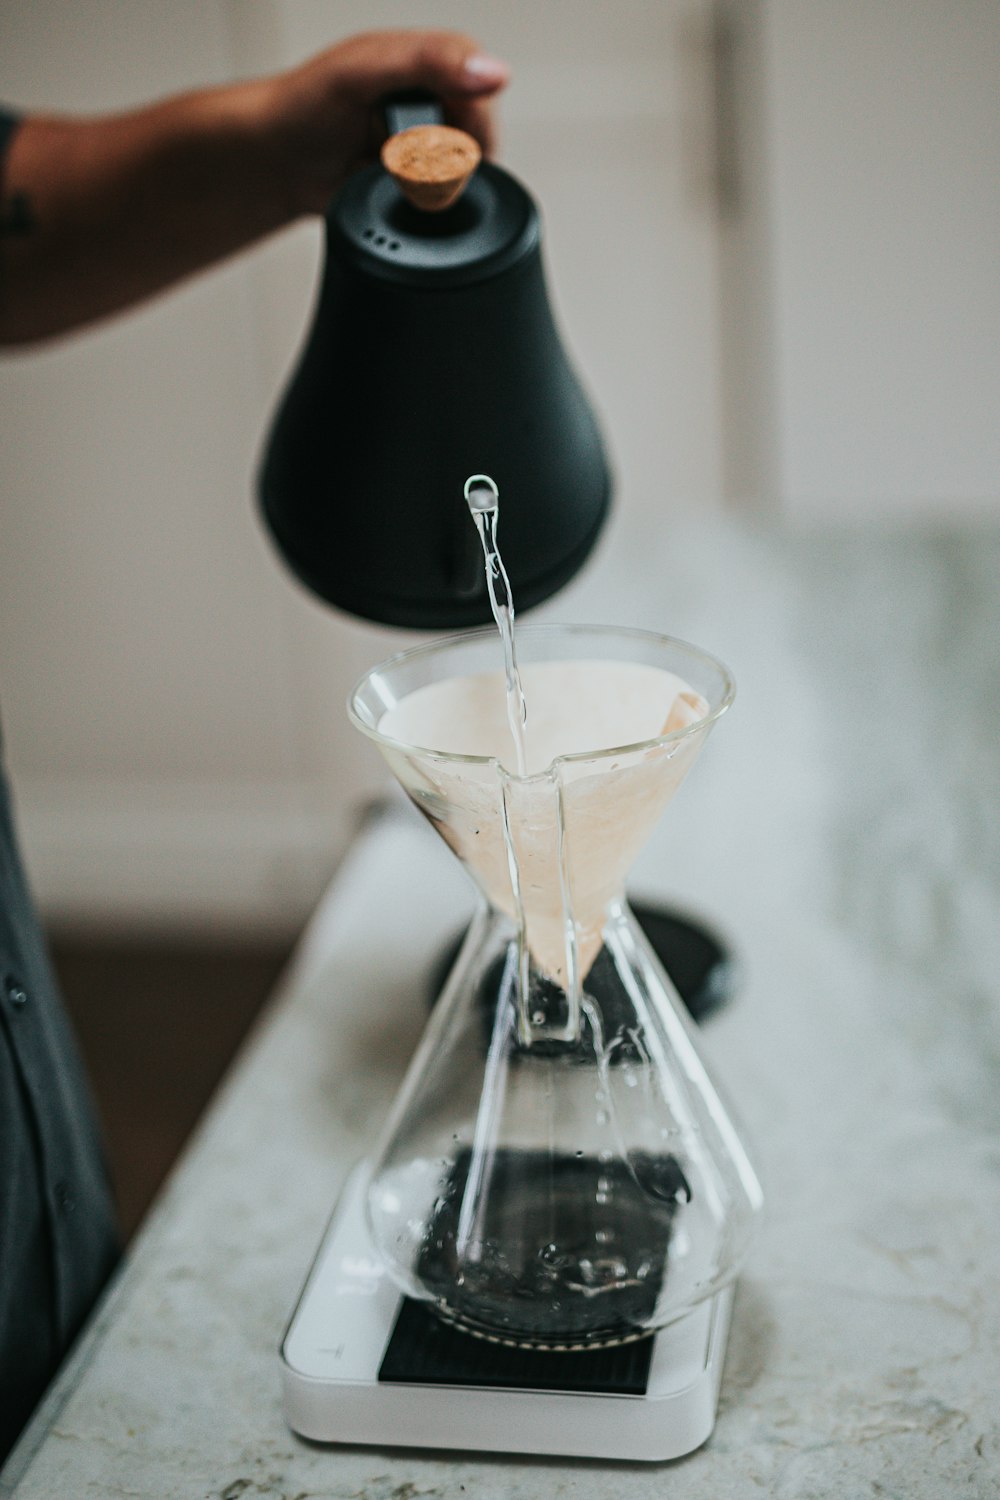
[0,0,724,935]
[719,0,1000,515]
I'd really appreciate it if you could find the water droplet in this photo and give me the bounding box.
[539,1241,568,1272]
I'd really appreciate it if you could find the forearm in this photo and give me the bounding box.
[0,80,293,345]
[0,31,507,347]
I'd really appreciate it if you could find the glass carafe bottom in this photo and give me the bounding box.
[417,1147,689,1349]
[366,902,762,1349]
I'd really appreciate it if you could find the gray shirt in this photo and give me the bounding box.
[1,106,120,1462]
[0,752,120,1462]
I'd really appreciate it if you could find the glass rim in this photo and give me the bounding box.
[346,622,736,778]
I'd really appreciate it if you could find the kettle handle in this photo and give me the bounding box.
[383,90,444,138]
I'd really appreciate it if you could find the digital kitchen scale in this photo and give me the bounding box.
[281,1164,734,1463]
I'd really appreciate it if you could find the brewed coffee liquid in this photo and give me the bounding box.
[417,1148,689,1348]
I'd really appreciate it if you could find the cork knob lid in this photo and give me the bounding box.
[380,124,482,213]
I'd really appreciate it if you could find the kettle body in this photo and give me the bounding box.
[258,155,612,630]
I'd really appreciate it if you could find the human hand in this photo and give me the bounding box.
[256,30,510,216]
[0,29,510,343]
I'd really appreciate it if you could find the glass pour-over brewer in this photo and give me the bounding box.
[349,624,762,1351]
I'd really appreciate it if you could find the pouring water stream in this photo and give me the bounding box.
[463,475,529,779]
[463,474,584,1046]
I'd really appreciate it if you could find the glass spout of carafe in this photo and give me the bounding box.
[348,624,762,1349]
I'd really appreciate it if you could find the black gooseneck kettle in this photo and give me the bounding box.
[258,96,612,630]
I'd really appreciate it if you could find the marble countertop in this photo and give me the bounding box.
[3,519,999,1498]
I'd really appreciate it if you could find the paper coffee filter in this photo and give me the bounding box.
[378,661,711,982]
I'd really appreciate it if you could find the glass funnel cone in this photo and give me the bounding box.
[349,624,762,1349]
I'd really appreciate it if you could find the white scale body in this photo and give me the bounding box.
[282,1164,734,1463]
